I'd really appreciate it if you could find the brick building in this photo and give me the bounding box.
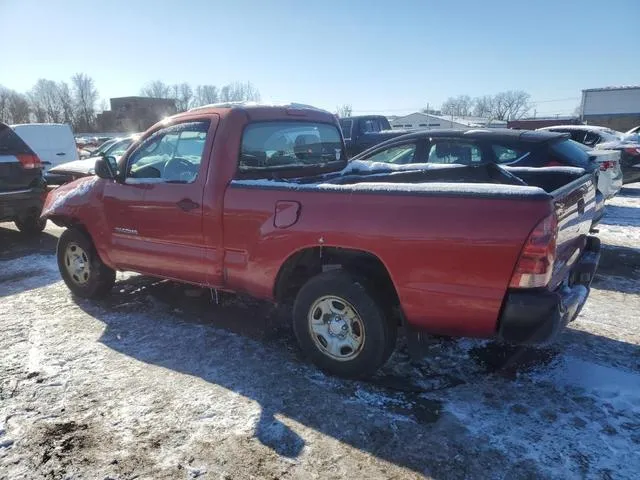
[97,96,176,132]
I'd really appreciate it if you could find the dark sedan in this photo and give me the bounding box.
[349,128,610,225]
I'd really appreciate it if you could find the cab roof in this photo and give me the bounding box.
[169,101,337,124]
[381,128,568,144]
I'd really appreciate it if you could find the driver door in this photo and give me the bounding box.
[116,119,215,284]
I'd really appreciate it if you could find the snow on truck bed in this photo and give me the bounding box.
[231,178,547,196]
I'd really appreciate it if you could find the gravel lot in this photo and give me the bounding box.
[1,186,639,480]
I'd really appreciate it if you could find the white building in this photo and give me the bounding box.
[389,112,506,130]
[581,86,640,131]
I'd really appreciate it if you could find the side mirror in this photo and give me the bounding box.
[94,156,117,179]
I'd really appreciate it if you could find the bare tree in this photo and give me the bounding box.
[29,79,64,123]
[98,98,109,113]
[0,86,30,124]
[0,86,10,122]
[218,82,260,103]
[72,73,98,131]
[336,104,353,118]
[8,92,30,123]
[140,80,171,98]
[441,95,474,117]
[194,85,219,106]
[57,81,75,125]
[173,83,194,112]
[473,95,493,117]
[491,90,530,121]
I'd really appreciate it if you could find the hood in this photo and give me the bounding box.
[41,176,101,219]
[49,157,100,176]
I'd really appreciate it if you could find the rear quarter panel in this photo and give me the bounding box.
[222,186,552,337]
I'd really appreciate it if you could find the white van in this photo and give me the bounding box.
[11,123,79,181]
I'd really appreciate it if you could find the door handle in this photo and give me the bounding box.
[176,198,200,212]
[56,152,66,156]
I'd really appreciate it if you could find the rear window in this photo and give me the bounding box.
[491,144,528,163]
[0,124,34,155]
[550,139,591,167]
[239,121,345,171]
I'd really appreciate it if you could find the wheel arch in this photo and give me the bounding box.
[273,246,401,312]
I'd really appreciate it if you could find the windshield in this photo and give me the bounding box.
[104,138,134,157]
[239,121,345,172]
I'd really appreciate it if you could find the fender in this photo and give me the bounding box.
[41,177,115,268]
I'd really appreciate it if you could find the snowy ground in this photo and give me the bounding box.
[1,186,639,480]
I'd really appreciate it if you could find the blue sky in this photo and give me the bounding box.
[1,0,637,116]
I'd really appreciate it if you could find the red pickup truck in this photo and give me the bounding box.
[42,103,601,378]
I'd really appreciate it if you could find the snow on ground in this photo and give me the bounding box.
[1,186,640,479]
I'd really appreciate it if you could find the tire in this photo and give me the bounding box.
[15,211,46,235]
[293,269,397,378]
[57,227,116,299]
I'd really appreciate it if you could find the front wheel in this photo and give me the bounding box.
[57,227,116,299]
[293,270,397,378]
[15,210,46,235]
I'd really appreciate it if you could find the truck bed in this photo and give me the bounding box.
[227,162,596,337]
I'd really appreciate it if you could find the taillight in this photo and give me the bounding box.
[599,160,616,171]
[16,153,42,169]
[509,214,558,289]
[624,147,640,156]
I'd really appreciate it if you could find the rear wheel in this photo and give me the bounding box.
[15,210,46,235]
[293,270,397,378]
[57,227,115,298]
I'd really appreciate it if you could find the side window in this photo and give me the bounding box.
[583,131,600,147]
[125,121,209,183]
[428,140,482,165]
[570,130,587,144]
[239,121,344,171]
[364,143,417,164]
[360,119,382,134]
[491,144,526,163]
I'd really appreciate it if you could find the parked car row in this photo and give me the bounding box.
[0,122,47,234]
[539,125,640,185]
[39,103,602,378]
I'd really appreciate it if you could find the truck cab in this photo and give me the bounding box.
[42,103,601,379]
[339,115,409,157]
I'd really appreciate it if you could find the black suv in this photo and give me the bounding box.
[0,122,47,234]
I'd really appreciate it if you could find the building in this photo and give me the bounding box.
[507,116,581,130]
[581,86,640,131]
[96,96,177,132]
[389,112,507,130]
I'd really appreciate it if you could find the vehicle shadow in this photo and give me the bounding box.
[592,244,640,294]
[0,224,61,296]
[73,275,638,477]
[617,185,640,198]
[599,205,640,228]
[0,222,58,260]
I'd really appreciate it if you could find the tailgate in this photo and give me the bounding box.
[549,173,597,289]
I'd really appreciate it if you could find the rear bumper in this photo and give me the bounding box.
[497,236,601,344]
[0,187,46,222]
[598,169,622,199]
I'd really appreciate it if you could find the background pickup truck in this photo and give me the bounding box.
[339,115,409,157]
[42,103,601,378]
